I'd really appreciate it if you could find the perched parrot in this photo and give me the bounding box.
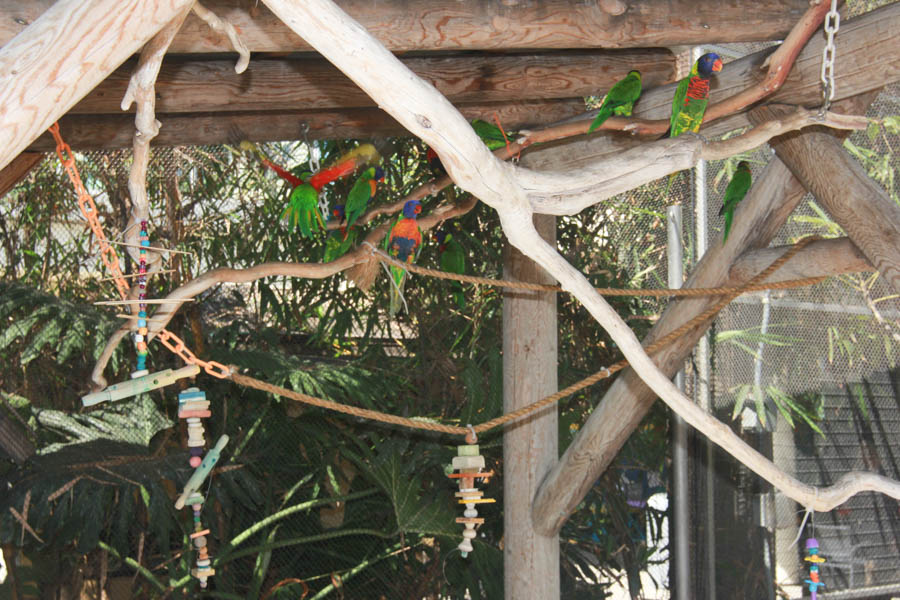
[471,119,515,151]
[588,70,643,133]
[323,205,358,262]
[386,200,423,315]
[436,230,466,310]
[344,166,385,233]
[243,141,381,238]
[669,52,723,138]
[719,161,752,243]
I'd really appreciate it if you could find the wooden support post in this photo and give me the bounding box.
[752,105,900,295]
[503,214,559,599]
[0,0,194,171]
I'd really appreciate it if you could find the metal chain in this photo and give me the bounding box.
[300,124,330,221]
[50,123,230,380]
[819,0,840,115]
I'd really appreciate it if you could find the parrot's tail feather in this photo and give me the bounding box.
[383,262,409,316]
[588,106,613,133]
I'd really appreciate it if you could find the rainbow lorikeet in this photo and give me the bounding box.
[385,200,423,315]
[719,161,752,243]
[436,230,466,310]
[669,53,723,138]
[471,119,515,151]
[588,70,642,133]
[345,166,385,233]
[322,204,358,262]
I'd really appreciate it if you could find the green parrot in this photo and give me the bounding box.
[719,161,752,243]
[344,166,385,233]
[436,230,466,310]
[669,53,723,138]
[471,119,516,151]
[323,227,358,262]
[588,70,642,133]
[283,181,325,239]
[385,200,423,316]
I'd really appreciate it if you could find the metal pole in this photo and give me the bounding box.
[691,45,716,596]
[667,204,690,600]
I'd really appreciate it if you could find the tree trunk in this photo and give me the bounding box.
[752,105,900,295]
[503,214,559,599]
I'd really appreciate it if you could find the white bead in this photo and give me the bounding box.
[464,508,478,517]
[458,539,473,553]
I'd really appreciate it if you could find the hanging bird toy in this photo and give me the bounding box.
[447,428,495,557]
[174,387,229,589]
[804,537,826,599]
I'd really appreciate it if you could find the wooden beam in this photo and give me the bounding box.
[503,214,559,599]
[1,0,810,54]
[728,238,873,285]
[0,152,43,197]
[530,93,878,536]
[523,3,900,166]
[25,100,588,151]
[754,105,900,295]
[69,50,675,115]
[0,0,195,172]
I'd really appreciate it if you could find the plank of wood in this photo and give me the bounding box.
[0,152,43,197]
[754,104,900,295]
[0,0,195,172]
[1,0,810,54]
[530,92,880,537]
[523,2,900,167]
[25,100,588,151]
[503,214,559,598]
[728,238,873,285]
[70,50,675,114]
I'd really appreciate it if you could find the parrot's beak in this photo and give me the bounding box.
[712,59,723,72]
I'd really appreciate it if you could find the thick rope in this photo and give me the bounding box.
[372,248,825,297]
[230,236,822,436]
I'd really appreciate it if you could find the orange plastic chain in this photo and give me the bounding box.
[49,123,229,379]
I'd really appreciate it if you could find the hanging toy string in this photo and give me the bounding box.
[132,220,151,377]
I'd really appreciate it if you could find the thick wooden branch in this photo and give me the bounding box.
[754,104,900,295]
[70,50,674,115]
[1,0,810,54]
[122,8,192,271]
[521,107,866,216]
[0,0,195,171]
[728,238,873,285]
[191,2,249,74]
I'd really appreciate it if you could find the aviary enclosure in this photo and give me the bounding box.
[1,0,899,598]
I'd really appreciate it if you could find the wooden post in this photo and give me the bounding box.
[751,105,900,295]
[0,0,194,171]
[0,152,42,197]
[503,214,559,599]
